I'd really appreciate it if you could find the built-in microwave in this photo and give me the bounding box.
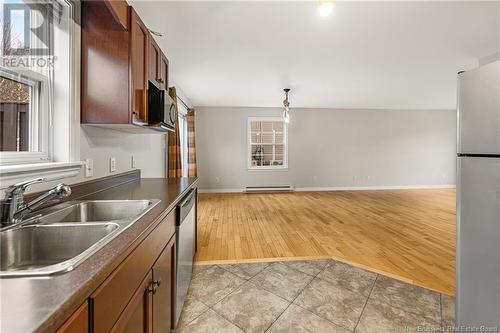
[148,81,177,132]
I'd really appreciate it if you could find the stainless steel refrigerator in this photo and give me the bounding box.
[457,60,500,329]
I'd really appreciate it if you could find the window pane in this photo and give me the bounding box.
[261,122,273,132]
[275,132,283,144]
[0,76,31,152]
[261,133,274,144]
[251,132,261,143]
[251,121,261,131]
[273,122,283,131]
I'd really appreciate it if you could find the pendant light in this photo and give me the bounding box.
[283,88,291,123]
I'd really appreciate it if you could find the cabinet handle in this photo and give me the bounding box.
[153,279,161,287]
[148,286,156,295]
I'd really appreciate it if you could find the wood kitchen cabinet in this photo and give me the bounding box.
[104,0,129,30]
[81,3,171,129]
[110,273,153,333]
[56,302,88,333]
[148,38,163,88]
[81,0,130,124]
[159,56,169,91]
[130,8,149,124]
[90,210,176,333]
[152,237,176,333]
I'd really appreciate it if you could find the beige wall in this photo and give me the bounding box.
[196,107,457,191]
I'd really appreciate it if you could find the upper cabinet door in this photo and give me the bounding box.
[130,8,149,124]
[160,56,169,91]
[148,39,163,87]
[458,61,500,155]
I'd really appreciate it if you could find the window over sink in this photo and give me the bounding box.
[0,0,81,187]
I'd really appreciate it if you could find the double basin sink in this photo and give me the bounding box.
[0,199,159,277]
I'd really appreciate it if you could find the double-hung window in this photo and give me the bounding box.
[0,0,81,186]
[248,117,288,170]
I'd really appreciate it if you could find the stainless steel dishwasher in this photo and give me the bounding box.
[175,189,196,327]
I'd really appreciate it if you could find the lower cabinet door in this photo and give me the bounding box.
[57,302,88,333]
[152,236,176,333]
[110,272,153,333]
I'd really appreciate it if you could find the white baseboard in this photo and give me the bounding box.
[295,184,456,191]
[198,188,244,193]
[199,184,456,193]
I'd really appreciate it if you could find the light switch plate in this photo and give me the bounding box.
[110,157,116,172]
[85,158,93,178]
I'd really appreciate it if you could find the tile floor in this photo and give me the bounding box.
[176,260,455,333]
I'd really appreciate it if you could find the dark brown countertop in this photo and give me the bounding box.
[0,176,198,333]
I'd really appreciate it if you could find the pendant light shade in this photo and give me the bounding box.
[283,88,291,123]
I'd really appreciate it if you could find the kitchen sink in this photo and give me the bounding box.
[1,223,118,273]
[37,200,155,223]
[0,199,160,277]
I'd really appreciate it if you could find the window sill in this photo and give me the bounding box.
[0,162,83,189]
[247,167,289,172]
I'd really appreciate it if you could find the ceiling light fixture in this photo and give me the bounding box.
[283,88,291,124]
[318,0,334,17]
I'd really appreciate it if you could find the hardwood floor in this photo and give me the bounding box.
[196,189,456,295]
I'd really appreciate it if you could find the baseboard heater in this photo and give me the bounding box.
[244,185,294,193]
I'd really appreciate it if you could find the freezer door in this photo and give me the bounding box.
[458,60,500,154]
[457,157,500,328]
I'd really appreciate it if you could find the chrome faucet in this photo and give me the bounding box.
[1,178,71,227]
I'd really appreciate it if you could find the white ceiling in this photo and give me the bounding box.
[131,1,500,110]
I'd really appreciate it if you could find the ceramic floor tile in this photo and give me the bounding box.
[212,282,289,333]
[188,265,246,306]
[441,294,455,328]
[282,260,330,276]
[356,301,440,333]
[218,262,270,280]
[370,275,440,320]
[267,304,351,333]
[316,261,377,296]
[293,277,367,331]
[177,309,244,333]
[176,292,210,329]
[250,263,314,301]
[192,264,213,276]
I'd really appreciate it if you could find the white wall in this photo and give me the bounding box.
[196,107,457,191]
[79,126,167,179]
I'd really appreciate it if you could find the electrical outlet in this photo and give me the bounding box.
[131,155,136,168]
[84,158,93,178]
[110,157,116,172]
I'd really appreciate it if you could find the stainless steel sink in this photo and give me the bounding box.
[0,199,160,277]
[37,200,154,223]
[1,223,118,273]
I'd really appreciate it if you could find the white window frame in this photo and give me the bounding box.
[0,67,51,164]
[247,117,288,171]
[0,0,82,189]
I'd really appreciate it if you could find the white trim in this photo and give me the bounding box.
[247,116,288,170]
[199,184,456,194]
[294,185,456,192]
[199,188,244,193]
[0,162,82,189]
